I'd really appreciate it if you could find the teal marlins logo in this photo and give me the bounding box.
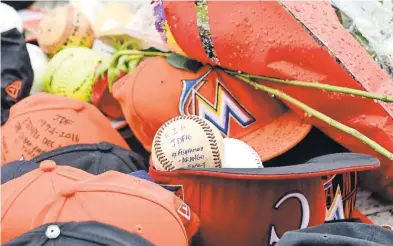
[178,69,256,136]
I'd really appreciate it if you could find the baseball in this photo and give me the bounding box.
[152,115,225,171]
[26,43,49,95]
[42,47,104,102]
[37,4,95,55]
[222,138,263,168]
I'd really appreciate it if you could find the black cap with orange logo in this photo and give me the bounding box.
[1,28,34,125]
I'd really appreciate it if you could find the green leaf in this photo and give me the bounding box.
[166,53,203,73]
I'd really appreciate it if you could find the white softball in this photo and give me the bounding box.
[26,43,49,95]
[152,115,225,171]
[0,3,23,33]
[222,138,263,168]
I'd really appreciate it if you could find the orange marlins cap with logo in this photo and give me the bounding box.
[1,93,129,165]
[113,57,311,161]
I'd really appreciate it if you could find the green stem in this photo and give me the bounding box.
[227,71,393,103]
[116,55,143,72]
[110,50,169,67]
[117,55,130,72]
[236,74,393,160]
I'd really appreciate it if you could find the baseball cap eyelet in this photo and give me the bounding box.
[97,142,113,151]
[135,224,143,234]
[45,225,61,239]
[40,160,57,172]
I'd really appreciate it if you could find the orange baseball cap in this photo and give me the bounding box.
[1,93,129,165]
[31,171,199,246]
[149,153,380,246]
[113,57,311,161]
[1,160,93,243]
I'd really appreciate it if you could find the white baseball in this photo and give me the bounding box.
[26,43,49,95]
[0,3,23,33]
[222,138,263,168]
[152,115,225,171]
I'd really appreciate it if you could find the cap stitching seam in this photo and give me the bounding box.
[72,185,189,240]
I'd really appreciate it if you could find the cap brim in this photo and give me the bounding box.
[240,110,312,162]
[152,153,379,180]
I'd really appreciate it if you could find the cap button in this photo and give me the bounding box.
[45,225,61,239]
[40,160,57,172]
[60,187,77,198]
[135,224,143,235]
[97,142,113,151]
[72,101,85,112]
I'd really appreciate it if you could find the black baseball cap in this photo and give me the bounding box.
[1,28,34,125]
[3,221,155,246]
[1,142,146,184]
[276,222,393,246]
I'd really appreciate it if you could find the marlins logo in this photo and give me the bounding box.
[178,69,256,136]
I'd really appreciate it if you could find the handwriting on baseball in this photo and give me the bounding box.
[171,147,204,158]
[164,124,193,148]
[171,147,205,168]
[170,134,192,147]
[162,122,207,168]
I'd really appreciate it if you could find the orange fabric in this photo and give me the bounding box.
[1,93,129,165]
[162,1,393,200]
[351,209,374,225]
[113,57,311,162]
[1,161,93,243]
[31,171,199,246]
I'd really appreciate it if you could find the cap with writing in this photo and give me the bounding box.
[1,160,93,243]
[31,171,199,246]
[1,93,129,165]
[149,153,380,246]
[4,221,155,246]
[113,57,311,162]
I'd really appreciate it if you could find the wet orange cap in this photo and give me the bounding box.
[1,160,93,243]
[1,93,129,165]
[113,57,311,162]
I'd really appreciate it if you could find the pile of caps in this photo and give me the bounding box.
[1,1,393,246]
